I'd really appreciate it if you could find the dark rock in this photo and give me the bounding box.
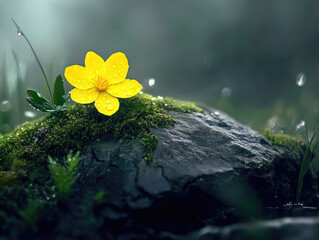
[77,107,305,237]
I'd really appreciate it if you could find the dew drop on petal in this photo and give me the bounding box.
[0,100,11,112]
[148,78,155,87]
[296,73,306,87]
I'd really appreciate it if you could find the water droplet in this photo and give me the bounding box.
[266,116,278,129]
[0,100,11,112]
[221,87,232,98]
[214,111,220,116]
[17,29,22,36]
[148,78,155,87]
[139,91,144,94]
[157,96,163,99]
[152,97,156,100]
[296,120,306,131]
[296,73,306,87]
[24,111,36,118]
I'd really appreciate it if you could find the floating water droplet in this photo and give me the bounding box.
[17,29,22,36]
[296,120,306,131]
[266,116,278,129]
[148,78,155,87]
[24,111,36,118]
[296,73,306,87]
[221,87,232,98]
[0,100,11,112]
[139,91,144,94]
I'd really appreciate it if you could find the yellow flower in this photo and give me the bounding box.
[64,51,142,116]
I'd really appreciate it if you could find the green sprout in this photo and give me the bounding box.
[11,18,69,113]
[48,151,80,198]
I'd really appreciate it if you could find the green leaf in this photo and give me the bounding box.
[26,97,54,112]
[27,89,51,105]
[53,75,66,106]
[26,89,55,112]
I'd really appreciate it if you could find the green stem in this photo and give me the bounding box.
[296,131,316,202]
[11,18,53,103]
[310,161,318,197]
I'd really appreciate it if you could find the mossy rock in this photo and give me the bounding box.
[0,94,202,179]
[0,96,308,239]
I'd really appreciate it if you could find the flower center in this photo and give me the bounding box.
[95,76,109,91]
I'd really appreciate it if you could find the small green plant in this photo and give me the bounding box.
[12,18,69,113]
[26,75,70,112]
[296,126,319,203]
[48,151,80,198]
[18,199,42,228]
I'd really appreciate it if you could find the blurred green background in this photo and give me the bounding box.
[0,0,318,135]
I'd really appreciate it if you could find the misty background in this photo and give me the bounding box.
[0,0,319,135]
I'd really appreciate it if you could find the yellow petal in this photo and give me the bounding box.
[94,92,119,116]
[70,87,99,104]
[85,51,105,71]
[64,65,95,89]
[104,52,129,85]
[107,79,142,98]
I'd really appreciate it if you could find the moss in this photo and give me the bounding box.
[152,96,203,113]
[264,128,305,155]
[0,94,201,177]
[142,133,159,162]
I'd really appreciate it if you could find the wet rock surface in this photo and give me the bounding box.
[160,215,319,240]
[77,108,311,239]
